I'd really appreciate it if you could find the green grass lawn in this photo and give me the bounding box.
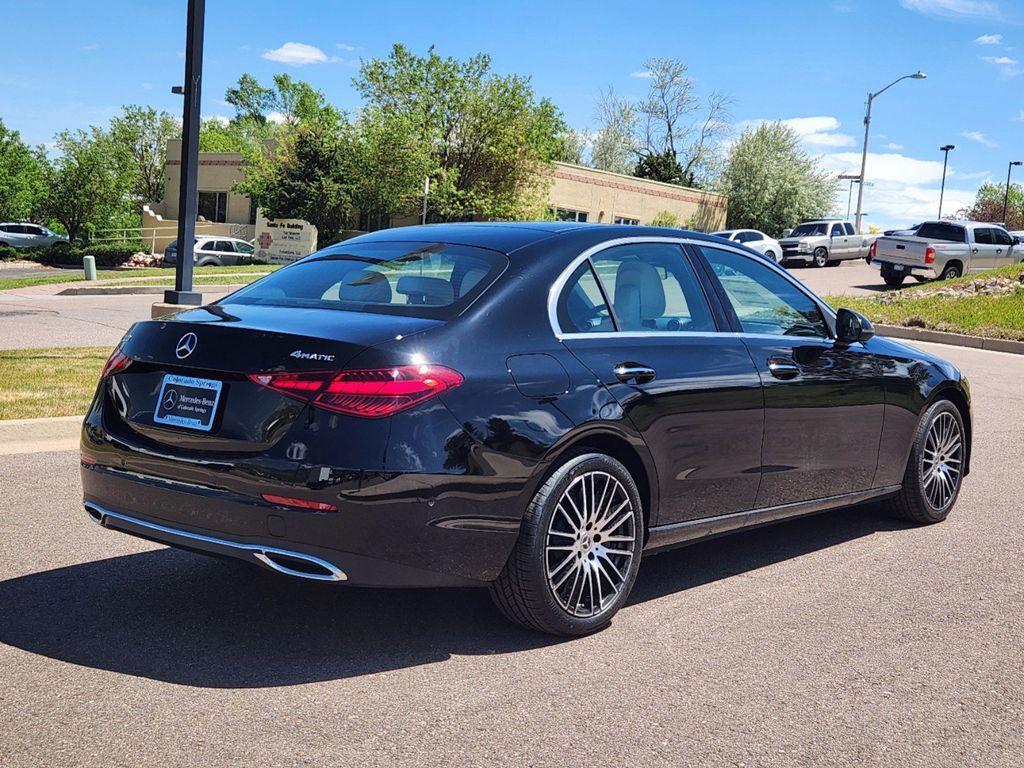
[0,347,110,420]
[824,264,1024,341]
[0,263,281,291]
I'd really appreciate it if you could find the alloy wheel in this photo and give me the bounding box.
[813,248,828,267]
[920,412,963,511]
[545,471,636,618]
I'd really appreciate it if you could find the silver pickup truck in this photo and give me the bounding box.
[778,220,877,267]
[872,220,1022,287]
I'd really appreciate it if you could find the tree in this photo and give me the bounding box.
[353,44,567,221]
[237,121,355,242]
[350,110,432,226]
[649,210,679,228]
[956,181,1024,231]
[224,74,275,123]
[40,128,127,242]
[719,122,838,237]
[0,119,46,221]
[590,88,637,175]
[224,72,341,127]
[633,58,730,188]
[109,105,180,204]
[555,129,589,166]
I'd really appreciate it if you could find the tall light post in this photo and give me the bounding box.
[1004,160,1022,225]
[165,0,206,308]
[838,173,861,219]
[854,71,927,233]
[938,144,955,219]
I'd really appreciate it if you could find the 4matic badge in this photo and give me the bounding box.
[290,350,335,362]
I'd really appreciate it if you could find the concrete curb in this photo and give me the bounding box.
[875,324,1024,355]
[0,415,82,455]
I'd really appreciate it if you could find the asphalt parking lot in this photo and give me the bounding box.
[1,341,1022,767]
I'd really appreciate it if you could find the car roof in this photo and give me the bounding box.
[338,222,733,256]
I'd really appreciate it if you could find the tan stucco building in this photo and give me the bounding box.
[145,140,726,252]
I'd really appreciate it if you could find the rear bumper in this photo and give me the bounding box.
[876,260,936,279]
[80,457,521,588]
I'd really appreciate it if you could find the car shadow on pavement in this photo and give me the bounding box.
[0,502,908,688]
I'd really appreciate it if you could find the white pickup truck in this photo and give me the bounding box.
[872,220,1022,287]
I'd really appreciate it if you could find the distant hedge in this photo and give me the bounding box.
[0,242,143,268]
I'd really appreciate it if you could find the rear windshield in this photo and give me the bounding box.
[223,241,507,319]
[790,223,828,236]
[916,222,966,243]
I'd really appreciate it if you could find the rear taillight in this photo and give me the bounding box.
[869,241,877,258]
[248,365,463,418]
[101,349,132,379]
[924,246,936,264]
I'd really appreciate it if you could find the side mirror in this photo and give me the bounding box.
[1013,235,1021,245]
[836,308,874,344]
[782,229,793,238]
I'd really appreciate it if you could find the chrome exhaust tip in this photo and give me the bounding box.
[253,549,347,582]
[84,505,104,524]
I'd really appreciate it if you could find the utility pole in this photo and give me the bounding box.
[165,0,205,307]
[1004,161,1022,225]
[938,145,954,219]
[421,177,430,225]
[854,71,927,233]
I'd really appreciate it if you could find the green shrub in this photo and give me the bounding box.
[17,242,142,268]
[0,245,22,261]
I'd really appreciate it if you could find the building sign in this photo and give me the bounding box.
[254,212,318,264]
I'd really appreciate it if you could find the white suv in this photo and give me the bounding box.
[163,236,256,267]
[0,223,68,248]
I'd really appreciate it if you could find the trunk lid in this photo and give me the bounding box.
[108,304,441,452]
[875,236,930,266]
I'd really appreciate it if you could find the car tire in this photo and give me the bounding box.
[489,452,644,636]
[812,248,829,268]
[882,268,905,287]
[939,263,962,280]
[884,399,965,525]
[765,250,782,264]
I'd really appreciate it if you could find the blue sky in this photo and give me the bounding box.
[1,0,1022,230]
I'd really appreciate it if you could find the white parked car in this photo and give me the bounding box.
[0,222,68,248]
[710,229,784,264]
[163,235,256,267]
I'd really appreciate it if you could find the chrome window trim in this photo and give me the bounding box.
[547,236,837,341]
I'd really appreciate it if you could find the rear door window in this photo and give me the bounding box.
[916,223,966,243]
[557,262,614,334]
[843,223,855,236]
[226,241,507,320]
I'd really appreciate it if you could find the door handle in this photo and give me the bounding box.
[614,362,656,385]
[767,357,800,380]
[972,248,979,254]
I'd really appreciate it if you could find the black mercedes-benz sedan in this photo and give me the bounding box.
[81,223,972,636]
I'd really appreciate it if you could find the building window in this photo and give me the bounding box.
[613,215,640,226]
[198,191,227,223]
[553,208,589,223]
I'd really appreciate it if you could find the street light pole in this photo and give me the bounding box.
[1004,161,1022,225]
[938,145,955,219]
[165,0,205,307]
[838,173,861,220]
[854,71,927,234]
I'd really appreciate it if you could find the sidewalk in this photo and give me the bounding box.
[0,415,81,455]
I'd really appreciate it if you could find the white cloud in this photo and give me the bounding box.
[262,42,332,66]
[208,115,231,126]
[819,151,978,228]
[961,130,999,147]
[883,142,904,150]
[630,70,654,79]
[267,111,288,125]
[736,116,856,148]
[141,82,153,91]
[982,55,1019,65]
[82,43,98,51]
[974,33,1003,44]
[1015,109,1024,121]
[336,42,358,51]
[900,0,1002,20]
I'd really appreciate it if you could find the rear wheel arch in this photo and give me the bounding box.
[537,429,657,538]
[941,260,964,278]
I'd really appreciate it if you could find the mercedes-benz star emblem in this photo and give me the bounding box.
[175,332,198,359]
[162,389,179,410]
